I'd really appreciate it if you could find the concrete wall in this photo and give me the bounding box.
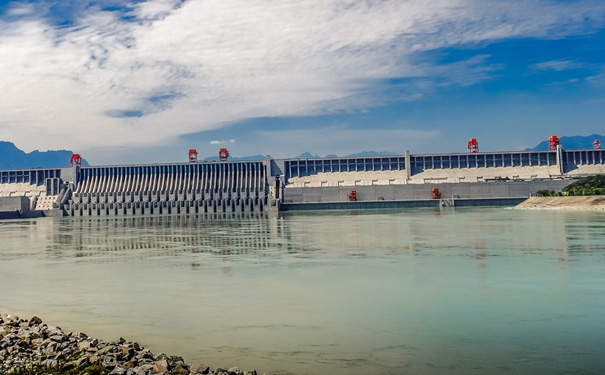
[282,179,574,203]
[0,196,29,212]
[279,197,527,211]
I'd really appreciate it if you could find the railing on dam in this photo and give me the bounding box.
[562,149,605,165]
[284,156,407,180]
[0,168,62,185]
[410,150,557,171]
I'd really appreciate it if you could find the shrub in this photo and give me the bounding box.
[563,175,605,196]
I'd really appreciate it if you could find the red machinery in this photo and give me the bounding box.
[219,148,230,162]
[432,188,442,199]
[467,138,479,153]
[348,190,357,201]
[594,140,601,149]
[549,135,561,150]
[188,149,198,163]
[69,153,82,167]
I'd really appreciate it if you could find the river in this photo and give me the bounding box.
[1,207,604,374]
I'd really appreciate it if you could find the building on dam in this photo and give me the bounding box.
[1,145,605,218]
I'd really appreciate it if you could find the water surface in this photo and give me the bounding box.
[1,208,604,374]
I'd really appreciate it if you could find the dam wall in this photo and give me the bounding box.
[281,179,574,203]
[282,150,567,187]
[1,147,605,217]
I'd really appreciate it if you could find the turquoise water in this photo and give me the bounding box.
[1,208,605,374]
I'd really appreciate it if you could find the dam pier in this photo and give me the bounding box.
[2,146,605,218]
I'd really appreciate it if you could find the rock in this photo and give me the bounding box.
[97,345,114,355]
[153,358,169,372]
[110,365,126,375]
[0,314,267,375]
[49,334,65,343]
[41,358,58,367]
[190,363,210,374]
[78,340,91,350]
[172,364,188,375]
[76,355,90,368]
[103,355,118,369]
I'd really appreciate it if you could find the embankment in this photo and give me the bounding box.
[0,313,264,375]
[515,196,605,210]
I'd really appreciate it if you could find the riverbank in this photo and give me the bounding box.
[0,314,264,375]
[515,196,605,210]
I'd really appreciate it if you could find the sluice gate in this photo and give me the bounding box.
[67,161,268,216]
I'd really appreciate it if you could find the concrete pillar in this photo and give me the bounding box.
[405,150,411,180]
[556,145,563,175]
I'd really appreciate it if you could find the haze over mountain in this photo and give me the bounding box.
[528,134,604,150]
[2,134,604,170]
[0,141,89,170]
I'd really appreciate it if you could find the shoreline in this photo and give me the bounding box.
[514,196,605,211]
[0,313,268,375]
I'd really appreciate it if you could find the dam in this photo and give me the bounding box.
[1,146,605,218]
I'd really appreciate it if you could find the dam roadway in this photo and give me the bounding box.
[1,146,604,218]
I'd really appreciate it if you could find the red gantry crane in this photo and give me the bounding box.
[467,138,479,153]
[219,148,230,162]
[69,153,82,167]
[188,149,198,163]
[549,135,561,150]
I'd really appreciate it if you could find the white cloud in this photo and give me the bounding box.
[5,2,36,16]
[209,139,235,145]
[531,60,587,72]
[1,0,604,157]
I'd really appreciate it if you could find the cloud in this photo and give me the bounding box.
[531,59,587,72]
[209,139,236,145]
[4,2,36,16]
[1,0,604,155]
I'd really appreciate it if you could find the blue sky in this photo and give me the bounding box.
[1,0,604,164]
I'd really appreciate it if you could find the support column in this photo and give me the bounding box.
[405,150,411,180]
[556,145,564,175]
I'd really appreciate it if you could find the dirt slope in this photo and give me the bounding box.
[516,196,605,210]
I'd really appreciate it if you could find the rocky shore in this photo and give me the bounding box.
[514,196,605,210]
[0,314,267,375]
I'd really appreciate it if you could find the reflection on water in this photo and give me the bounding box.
[1,208,605,375]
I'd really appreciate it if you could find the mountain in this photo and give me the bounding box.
[295,152,320,158]
[293,151,397,159]
[202,154,266,162]
[0,141,89,169]
[529,134,604,150]
[345,151,397,157]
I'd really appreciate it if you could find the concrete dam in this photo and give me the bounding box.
[1,146,605,218]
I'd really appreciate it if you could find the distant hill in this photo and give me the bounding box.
[295,152,320,159]
[345,151,397,157]
[0,141,89,169]
[202,154,266,162]
[529,134,604,150]
[293,151,397,159]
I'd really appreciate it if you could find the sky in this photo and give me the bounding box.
[1,0,605,165]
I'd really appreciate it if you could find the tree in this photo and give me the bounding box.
[562,175,605,196]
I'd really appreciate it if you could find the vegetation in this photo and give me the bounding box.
[562,175,605,196]
[536,189,559,197]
